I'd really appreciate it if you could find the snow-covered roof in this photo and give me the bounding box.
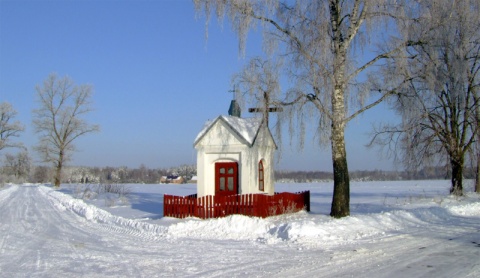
[194,115,264,147]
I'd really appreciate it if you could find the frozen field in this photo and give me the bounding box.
[0,180,479,277]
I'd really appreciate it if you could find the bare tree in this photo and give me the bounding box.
[32,73,100,187]
[194,0,412,217]
[3,151,31,181]
[371,0,480,196]
[474,37,480,194]
[0,102,25,151]
[31,165,51,183]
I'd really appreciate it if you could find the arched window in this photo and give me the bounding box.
[258,160,264,191]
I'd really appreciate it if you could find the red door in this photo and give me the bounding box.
[215,162,238,196]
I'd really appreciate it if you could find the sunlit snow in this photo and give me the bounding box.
[0,180,479,277]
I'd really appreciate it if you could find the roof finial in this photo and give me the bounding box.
[228,85,241,117]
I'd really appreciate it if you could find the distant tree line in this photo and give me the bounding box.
[0,161,198,185]
[3,156,473,185]
[275,167,477,183]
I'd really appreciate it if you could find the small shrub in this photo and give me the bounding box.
[433,197,444,205]
[268,203,279,216]
[96,183,131,207]
[268,198,301,216]
[105,197,116,207]
[82,188,97,200]
[73,184,97,200]
[281,200,299,214]
[97,183,131,198]
[118,196,130,206]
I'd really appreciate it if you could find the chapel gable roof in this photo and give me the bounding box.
[194,115,276,148]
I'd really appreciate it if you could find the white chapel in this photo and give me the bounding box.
[193,100,277,198]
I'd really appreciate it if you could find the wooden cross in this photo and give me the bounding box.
[248,91,282,126]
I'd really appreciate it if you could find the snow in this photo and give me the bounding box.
[1,180,479,277]
[194,115,263,146]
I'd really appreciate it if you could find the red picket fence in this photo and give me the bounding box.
[163,191,310,219]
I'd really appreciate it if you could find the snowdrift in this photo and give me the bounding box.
[38,183,480,248]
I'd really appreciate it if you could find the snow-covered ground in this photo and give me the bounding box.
[0,180,479,277]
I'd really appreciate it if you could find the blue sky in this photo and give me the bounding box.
[0,0,396,171]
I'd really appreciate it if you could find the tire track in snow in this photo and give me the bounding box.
[2,184,479,277]
[0,185,20,258]
[0,185,59,275]
[34,186,323,276]
[0,185,148,277]
[0,184,17,204]
[273,207,480,277]
[38,185,170,242]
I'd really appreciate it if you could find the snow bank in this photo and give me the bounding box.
[446,194,480,217]
[37,184,480,249]
[164,204,480,248]
[167,214,275,241]
[0,184,18,203]
[38,185,169,240]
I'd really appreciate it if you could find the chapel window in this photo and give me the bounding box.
[259,160,264,191]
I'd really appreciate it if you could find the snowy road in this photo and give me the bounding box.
[0,184,479,277]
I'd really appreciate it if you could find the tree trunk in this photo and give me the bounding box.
[476,92,480,193]
[330,79,350,217]
[54,151,64,187]
[330,123,350,218]
[450,157,463,196]
[476,116,480,193]
[476,152,480,193]
[328,1,351,218]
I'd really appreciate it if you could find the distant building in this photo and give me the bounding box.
[160,175,185,184]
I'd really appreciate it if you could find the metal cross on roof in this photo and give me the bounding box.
[248,91,283,126]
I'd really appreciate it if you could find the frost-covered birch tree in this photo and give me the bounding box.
[371,0,480,195]
[33,73,99,187]
[194,0,411,217]
[0,102,24,151]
